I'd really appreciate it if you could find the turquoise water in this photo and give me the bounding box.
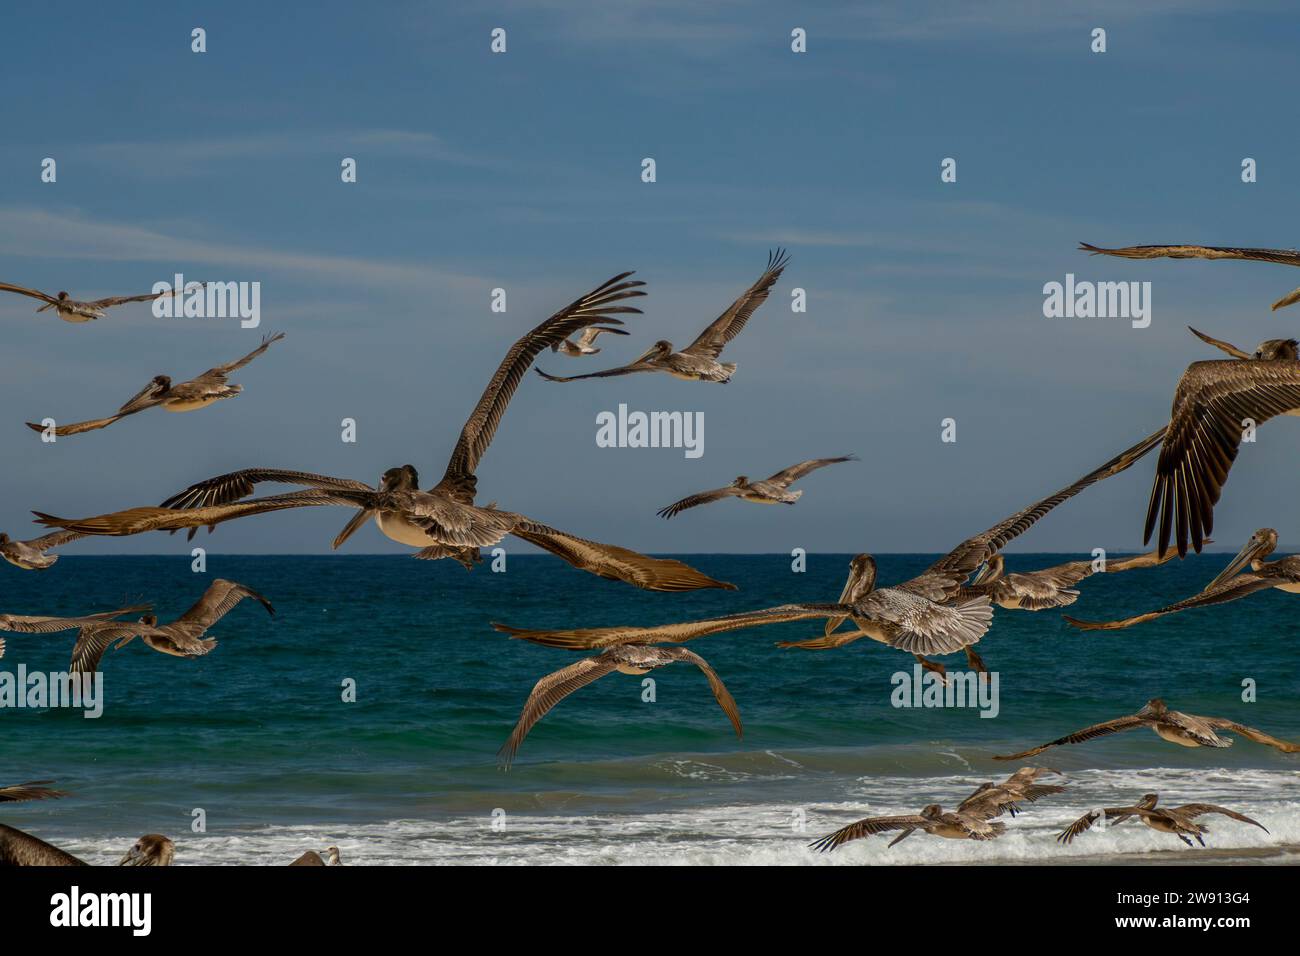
[2,553,1298,864]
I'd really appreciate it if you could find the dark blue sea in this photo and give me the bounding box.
[2,553,1297,864]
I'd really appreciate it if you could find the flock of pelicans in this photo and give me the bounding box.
[4,241,1300,863]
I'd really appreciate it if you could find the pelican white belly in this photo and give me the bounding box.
[1153,724,1210,747]
[375,511,436,547]
[163,396,225,412]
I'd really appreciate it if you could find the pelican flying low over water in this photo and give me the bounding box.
[494,427,1166,674]
[0,530,85,570]
[1067,528,1300,631]
[497,644,742,768]
[995,698,1300,760]
[26,332,284,436]
[0,280,198,323]
[31,275,732,592]
[68,579,274,674]
[1057,793,1267,847]
[537,249,788,383]
[807,772,1066,855]
[959,548,1176,611]
[657,455,856,518]
[1081,242,1300,311]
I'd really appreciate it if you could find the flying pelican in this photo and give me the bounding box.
[1066,528,1300,631]
[493,427,1166,672]
[959,547,1177,611]
[498,644,742,768]
[995,698,1300,760]
[553,325,629,356]
[289,846,341,865]
[0,280,200,323]
[656,455,857,518]
[31,276,732,592]
[809,804,1006,853]
[1057,793,1267,847]
[0,530,85,570]
[536,249,788,383]
[956,768,1067,819]
[25,332,284,436]
[1080,242,1300,311]
[0,780,69,803]
[0,826,173,866]
[68,579,274,674]
[0,603,151,660]
[1139,330,1300,557]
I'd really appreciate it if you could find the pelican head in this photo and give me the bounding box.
[118,834,175,866]
[380,464,420,491]
[1140,793,1160,807]
[0,533,9,545]
[732,476,749,487]
[837,554,878,606]
[1138,698,1168,717]
[971,553,1006,585]
[139,614,159,627]
[920,804,944,821]
[1254,339,1298,361]
[151,374,172,389]
[1206,527,1278,589]
[653,339,673,354]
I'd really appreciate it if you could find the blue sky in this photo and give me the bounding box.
[1,0,1297,557]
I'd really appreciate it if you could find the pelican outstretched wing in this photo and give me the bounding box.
[682,249,789,359]
[1080,242,1300,310]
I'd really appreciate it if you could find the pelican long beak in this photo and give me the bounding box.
[1204,534,1265,591]
[332,509,374,550]
[970,562,993,586]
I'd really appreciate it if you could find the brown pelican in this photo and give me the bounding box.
[1080,242,1300,311]
[0,281,198,323]
[1067,528,1300,631]
[657,455,856,518]
[0,826,173,866]
[69,579,273,674]
[118,834,174,866]
[536,250,788,384]
[25,333,284,436]
[810,804,1006,853]
[553,325,629,356]
[1139,332,1300,557]
[0,780,69,802]
[0,530,85,570]
[1057,793,1267,847]
[0,603,151,660]
[960,547,1177,611]
[494,427,1165,671]
[289,846,341,865]
[956,768,1066,819]
[995,698,1300,760]
[499,644,742,768]
[31,276,732,593]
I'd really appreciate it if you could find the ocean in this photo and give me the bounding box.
[2,553,1298,865]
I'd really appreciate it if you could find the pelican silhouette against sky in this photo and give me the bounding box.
[68,579,273,674]
[497,644,742,768]
[1140,327,1300,557]
[0,603,150,659]
[31,275,731,592]
[1057,793,1267,847]
[995,698,1300,760]
[536,250,788,383]
[1067,528,1300,631]
[657,455,856,518]
[1081,242,1300,311]
[0,530,84,570]
[493,427,1165,673]
[0,280,198,323]
[26,332,284,436]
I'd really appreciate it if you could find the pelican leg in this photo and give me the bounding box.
[965,647,988,674]
[1179,834,1194,847]
[915,655,949,684]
